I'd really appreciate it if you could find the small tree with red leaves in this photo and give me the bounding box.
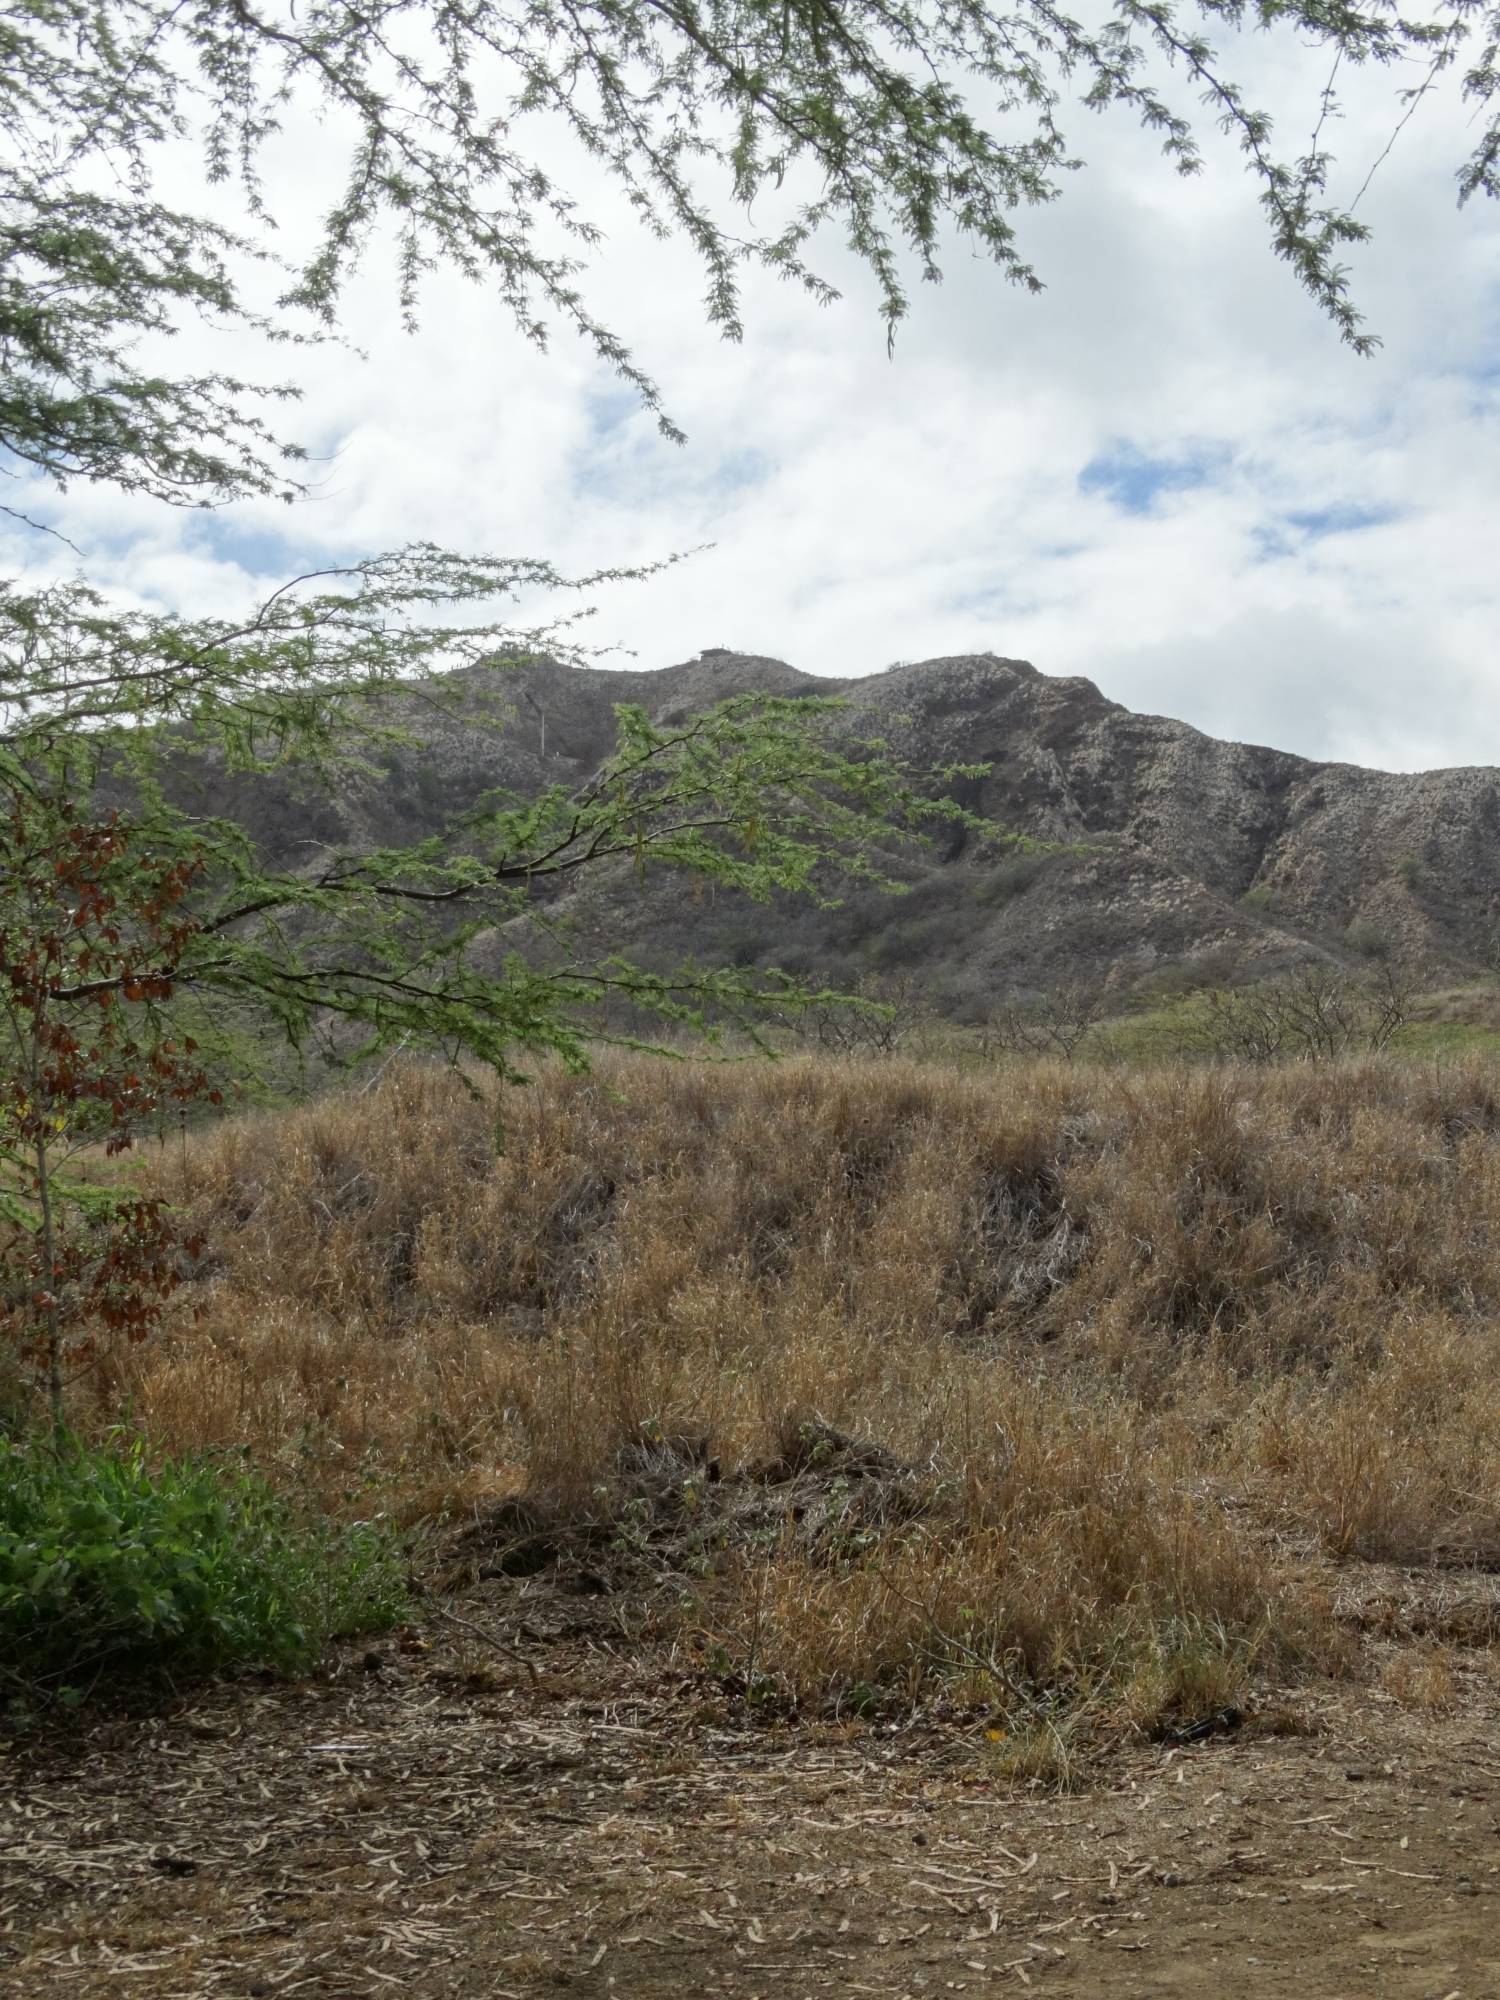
[1,568,993,1443]
[0,793,218,1433]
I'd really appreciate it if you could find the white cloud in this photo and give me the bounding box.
[5,27,1499,772]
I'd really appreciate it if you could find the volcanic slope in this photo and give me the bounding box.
[189,649,1500,1000]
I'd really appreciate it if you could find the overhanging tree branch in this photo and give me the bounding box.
[3,0,1495,521]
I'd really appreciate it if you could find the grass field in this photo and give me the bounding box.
[80,1052,1498,1726]
[10,1049,1500,1995]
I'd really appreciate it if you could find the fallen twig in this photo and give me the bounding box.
[430,1604,544,1685]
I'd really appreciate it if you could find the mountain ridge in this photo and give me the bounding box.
[201,648,1500,1005]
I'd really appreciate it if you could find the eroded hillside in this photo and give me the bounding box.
[174,649,1500,1002]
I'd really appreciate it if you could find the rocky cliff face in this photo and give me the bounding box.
[777,650,1500,995]
[217,648,1500,1003]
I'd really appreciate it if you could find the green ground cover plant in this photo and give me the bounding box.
[0,1434,404,1714]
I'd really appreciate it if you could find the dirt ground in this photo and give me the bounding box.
[4,1561,1500,2000]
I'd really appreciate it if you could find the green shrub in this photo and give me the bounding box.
[1345,917,1390,960]
[971,849,1055,907]
[0,1435,405,1707]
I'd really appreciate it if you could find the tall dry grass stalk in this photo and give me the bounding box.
[91,1054,1500,1720]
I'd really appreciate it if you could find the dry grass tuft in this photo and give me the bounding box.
[78,1052,1500,1720]
[1379,1644,1460,1712]
[986,1716,1087,1793]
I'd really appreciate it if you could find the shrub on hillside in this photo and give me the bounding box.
[1183,962,1412,1062]
[1345,918,1391,960]
[969,848,1056,906]
[978,979,1107,1062]
[0,1436,404,1709]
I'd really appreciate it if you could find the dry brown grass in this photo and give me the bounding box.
[83,1053,1500,1730]
[1379,1642,1460,1712]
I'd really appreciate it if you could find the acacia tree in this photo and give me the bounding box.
[3,0,1497,519]
[1,559,989,1070]
[0,551,992,1408]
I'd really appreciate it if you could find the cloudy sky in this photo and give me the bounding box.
[8,21,1499,773]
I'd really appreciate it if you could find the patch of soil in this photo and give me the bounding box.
[5,1549,1500,1999]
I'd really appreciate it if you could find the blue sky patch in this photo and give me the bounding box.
[583,387,642,442]
[1252,504,1399,564]
[1282,503,1396,539]
[178,515,343,584]
[1078,440,1231,515]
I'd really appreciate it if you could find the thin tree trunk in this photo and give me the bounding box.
[33,1133,63,1438]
